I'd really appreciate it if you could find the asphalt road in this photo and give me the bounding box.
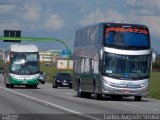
[0,74,160,120]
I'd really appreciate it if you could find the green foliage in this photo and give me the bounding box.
[149,72,160,99]
[152,58,160,71]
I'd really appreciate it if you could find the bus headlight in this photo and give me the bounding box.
[103,80,114,86]
[107,81,114,86]
[140,83,148,87]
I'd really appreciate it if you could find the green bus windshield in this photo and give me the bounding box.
[10,52,39,75]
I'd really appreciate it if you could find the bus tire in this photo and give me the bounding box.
[26,85,31,88]
[6,84,9,88]
[134,96,142,101]
[33,85,37,89]
[85,92,91,98]
[95,93,102,100]
[8,84,14,88]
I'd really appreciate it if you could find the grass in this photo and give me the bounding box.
[149,72,160,100]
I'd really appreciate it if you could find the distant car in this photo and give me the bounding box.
[38,71,47,84]
[52,73,72,89]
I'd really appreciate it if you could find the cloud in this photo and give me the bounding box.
[127,0,160,15]
[43,14,64,30]
[127,0,160,8]
[0,4,15,13]
[0,21,21,30]
[0,3,21,30]
[81,8,124,25]
[23,3,42,21]
[16,1,64,31]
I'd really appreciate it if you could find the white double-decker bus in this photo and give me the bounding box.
[73,23,152,101]
[4,44,40,88]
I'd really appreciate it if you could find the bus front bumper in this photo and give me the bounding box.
[10,77,39,85]
[101,81,149,97]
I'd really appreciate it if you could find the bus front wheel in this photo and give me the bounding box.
[33,85,37,89]
[95,93,102,100]
[7,84,13,88]
[6,84,9,88]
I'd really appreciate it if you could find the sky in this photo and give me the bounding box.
[0,0,160,52]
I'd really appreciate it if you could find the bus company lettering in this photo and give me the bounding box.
[105,27,148,35]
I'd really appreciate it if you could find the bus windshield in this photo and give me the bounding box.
[104,27,150,50]
[102,52,150,80]
[10,52,39,75]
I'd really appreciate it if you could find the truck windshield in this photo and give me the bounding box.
[102,52,151,80]
[10,52,39,75]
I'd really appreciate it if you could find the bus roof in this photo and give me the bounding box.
[10,44,39,52]
[102,22,148,29]
[77,22,149,31]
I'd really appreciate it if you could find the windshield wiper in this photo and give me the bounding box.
[136,72,143,79]
[18,64,32,75]
[131,71,143,79]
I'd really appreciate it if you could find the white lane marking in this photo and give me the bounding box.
[154,108,159,111]
[0,86,102,120]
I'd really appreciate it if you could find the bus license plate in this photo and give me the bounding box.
[122,90,130,94]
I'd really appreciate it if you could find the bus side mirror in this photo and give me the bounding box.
[152,50,156,63]
[100,49,103,59]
